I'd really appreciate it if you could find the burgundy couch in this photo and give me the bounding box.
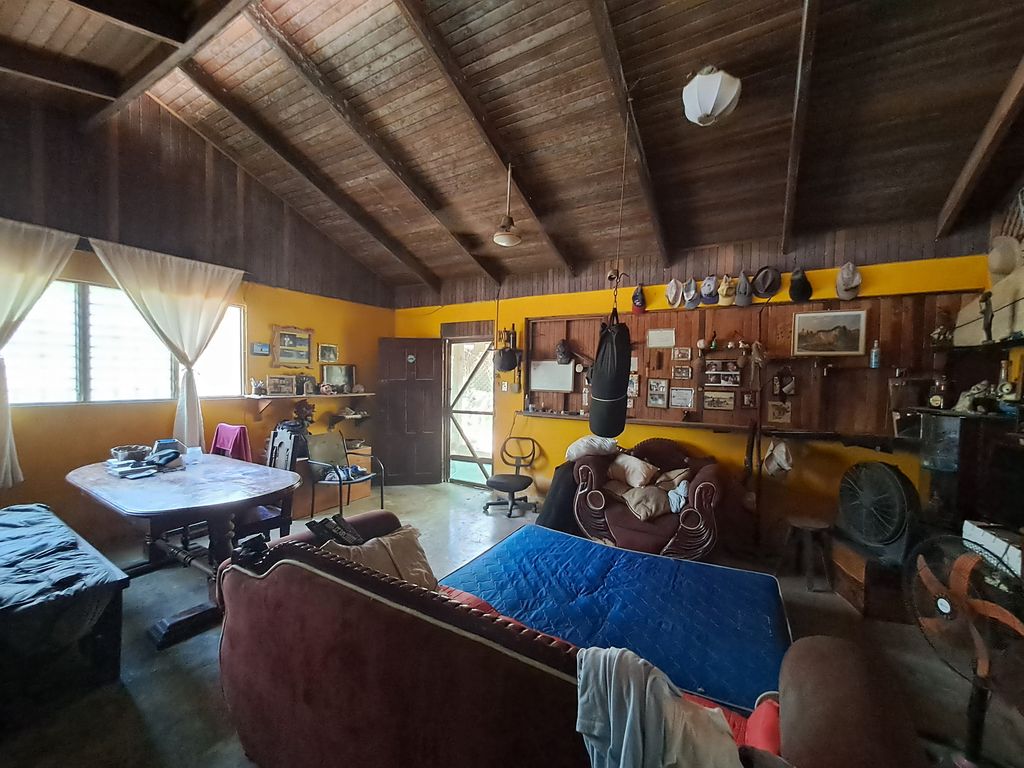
[218,511,927,768]
[573,437,753,558]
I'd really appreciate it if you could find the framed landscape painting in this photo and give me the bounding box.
[793,310,867,357]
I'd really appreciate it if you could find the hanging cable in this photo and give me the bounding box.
[611,95,631,315]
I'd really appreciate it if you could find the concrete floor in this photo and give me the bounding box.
[2,483,1022,767]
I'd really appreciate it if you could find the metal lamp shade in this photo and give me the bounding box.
[493,215,521,247]
[682,67,741,126]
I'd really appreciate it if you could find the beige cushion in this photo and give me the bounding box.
[621,486,672,521]
[321,525,438,590]
[602,479,630,498]
[655,468,692,491]
[608,453,660,488]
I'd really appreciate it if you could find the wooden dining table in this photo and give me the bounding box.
[66,453,301,649]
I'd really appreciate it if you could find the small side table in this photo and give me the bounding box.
[776,516,834,592]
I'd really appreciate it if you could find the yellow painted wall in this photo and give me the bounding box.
[0,251,394,545]
[396,256,988,545]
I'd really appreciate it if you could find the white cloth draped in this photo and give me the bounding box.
[91,240,243,448]
[0,219,77,487]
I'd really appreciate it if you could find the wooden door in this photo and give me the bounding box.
[377,338,444,485]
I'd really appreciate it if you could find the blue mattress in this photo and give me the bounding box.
[441,525,790,712]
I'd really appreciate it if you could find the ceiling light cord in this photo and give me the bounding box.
[612,97,630,312]
[506,163,513,218]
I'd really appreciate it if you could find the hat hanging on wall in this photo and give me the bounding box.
[700,275,719,305]
[682,66,741,126]
[683,277,701,309]
[762,440,793,477]
[789,268,812,302]
[631,283,647,314]
[718,274,736,306]
[735,271,753,306]
[836,262,862,300]
[988,236,1022,283]
[665,278,685,308]
[752,267,781,299]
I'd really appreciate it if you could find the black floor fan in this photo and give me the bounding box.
[904,535,1024,766]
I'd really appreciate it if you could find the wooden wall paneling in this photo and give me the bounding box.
[0,106,33,225]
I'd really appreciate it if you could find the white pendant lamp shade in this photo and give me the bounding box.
[682,66,741,126]
[493,163,521,247]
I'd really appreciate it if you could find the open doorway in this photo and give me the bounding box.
[445,337,494,487]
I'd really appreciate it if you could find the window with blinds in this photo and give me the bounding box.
[3,280,244,404]
[5,280,78,404]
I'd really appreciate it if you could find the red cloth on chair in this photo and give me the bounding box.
[210,423,252,462]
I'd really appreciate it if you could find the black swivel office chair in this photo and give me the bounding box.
[484,437,539,518]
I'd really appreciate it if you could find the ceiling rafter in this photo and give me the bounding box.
[180,61,442,293]
[391,0,576,276]
[585,0,670,267]
[243,3,502,286]
[85,0,255,129]
[0,38,118,100]
[64,1,188,47]
[781,0,821,255]
[936,53,1024,238]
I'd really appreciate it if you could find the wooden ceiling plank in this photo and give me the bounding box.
[781,0,820,254]
[584,0,669,266]
[180,60,442,293]
[392,0,576,275]
[243,3,502,285]
[0,37,118,100]
[936,53,1024,237]
[85,0,256,128]
[64,0,188,47]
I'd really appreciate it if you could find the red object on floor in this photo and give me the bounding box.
[683,694,781,756]
[210,423,252,462]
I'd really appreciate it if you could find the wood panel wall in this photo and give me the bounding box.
[394,217,991,308]
[0,94,393,307]
[525,292,972,437]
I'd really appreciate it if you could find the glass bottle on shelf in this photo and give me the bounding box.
[928,375,952,409]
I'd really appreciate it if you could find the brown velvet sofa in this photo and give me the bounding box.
[218,511,927,768]
[573,437,754,558]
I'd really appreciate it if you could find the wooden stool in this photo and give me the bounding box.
[777,516,834,593]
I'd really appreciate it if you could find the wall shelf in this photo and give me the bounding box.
[245,392,375,416]
[517,410,751,434]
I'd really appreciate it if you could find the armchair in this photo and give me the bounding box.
[572,438,734,559]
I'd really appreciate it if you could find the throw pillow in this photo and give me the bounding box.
[321,525,438,590]
[621,486,672,521]
[566,434,620,462]
[608,453,660,488]
[655,467,692,491]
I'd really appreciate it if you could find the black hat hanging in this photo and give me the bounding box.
[631,283,647,314]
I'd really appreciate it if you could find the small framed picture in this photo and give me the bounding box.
[627,373,640,397]
[703,390,736,411]
[647,328,676,348]
[671,365,693,380]
[267,375,296,396]
[250,342,270,356]
[741,390,759,408]
[627,397,635,409]
[647,378,669,408]
[630,356,639,373]
[318,343,339,363]
[671,347,692,362]
[767,400,793,423]
[670,387,695,409]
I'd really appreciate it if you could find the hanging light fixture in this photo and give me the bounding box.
[493,163,522,247]
[682,66,741,126]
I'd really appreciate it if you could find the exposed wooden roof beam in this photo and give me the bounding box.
[243,4,502,286]
[586,0,669,267]
[85,0,254,129]
[937,53,1024,237]
[180,61,442,293]
[64,1,188,47]
[781,0,820,254]
[392,0,576,275]
[0,39,119,100]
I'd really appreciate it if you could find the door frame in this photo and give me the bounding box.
[443,335,495,488]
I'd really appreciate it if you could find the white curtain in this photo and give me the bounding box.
[0,219,78,487]
[91,240,244,448]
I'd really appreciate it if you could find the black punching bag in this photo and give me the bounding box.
[589,308,631,437]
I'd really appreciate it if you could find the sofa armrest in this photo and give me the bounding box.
[779,636,928,768]
[688,462,725,512]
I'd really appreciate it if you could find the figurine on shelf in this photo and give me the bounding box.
[980,291,994,343]
[250,378,267,396]
[929,309,954,349]
[320,382,336,395]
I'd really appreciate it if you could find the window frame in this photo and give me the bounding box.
[9,279,247,407]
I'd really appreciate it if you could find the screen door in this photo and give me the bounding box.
[446,338,494,486]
